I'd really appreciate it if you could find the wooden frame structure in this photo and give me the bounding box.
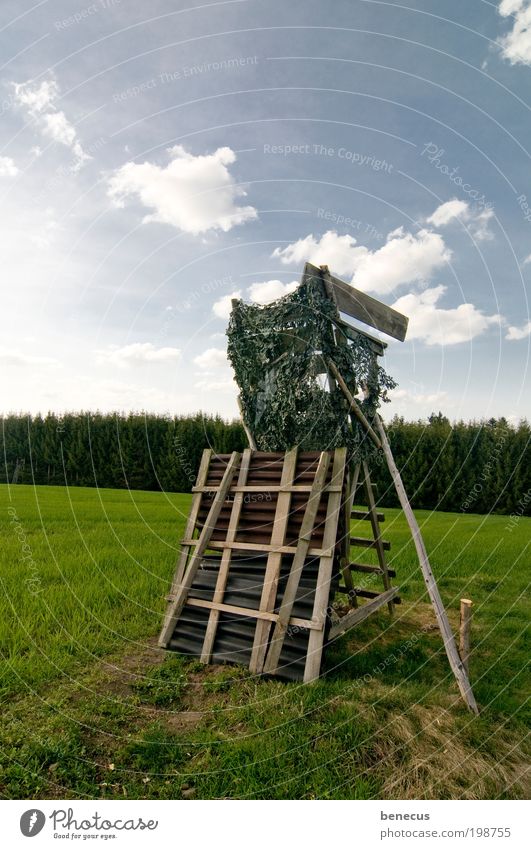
[159,262,479,712]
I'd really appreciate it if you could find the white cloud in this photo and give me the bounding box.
[498,0,531,66]
[212,290,242,319]
[521,253,531,266]
[273,228,450,295]
[273,230,367,277]
[427,199,470,227]
[247,279,299,304]
[108,146,257,235]
[390,388,448,405]
[95,342,181,367]
[0,347,59,367]
[427,199,494,241]
[506,321,531,340]
[194,347,229,369]
[0,156,18,177]
[11,76,89,169]
[392,286,501,345]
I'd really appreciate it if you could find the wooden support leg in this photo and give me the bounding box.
[375,415,479,714]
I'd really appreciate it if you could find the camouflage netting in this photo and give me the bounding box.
[227,276,397,461]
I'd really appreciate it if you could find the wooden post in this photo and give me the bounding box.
[375,414,479,714]
[459,599,472,675]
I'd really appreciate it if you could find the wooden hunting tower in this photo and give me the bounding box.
[159,263,478,712]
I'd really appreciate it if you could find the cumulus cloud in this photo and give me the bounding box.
[0,347,59,367]
[95,342,181,367]
[273,228,450,295]
[108,146,257,235]
[0,156,18,177]
[11,76,89,169]
[427,199,495,241]
[506,321,531,340]
[212,290,242,319]
[247,279,298,304]
[390,387,448,405]
[194,347,234,391]
[392,286,501,345]
[498,0,531,66]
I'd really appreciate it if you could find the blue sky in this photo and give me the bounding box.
[1,0,530,422]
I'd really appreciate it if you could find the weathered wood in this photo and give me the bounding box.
[250,447,298,674]
[192,484,343,493]
[237,395,257,450]
[263,451,331,675]
[304,448,348,681]
[459,599,473,675]
[328,587,400,640]
[171,449,212,592]
[200,448,252,663]
[327,359,382,449]
[158,452,241,648]
[351,509,385,522]
[350,536,391,551]
[181,539,333,557]
[349,562,396,578]
[362,461,394,615]
[186,597,322,631]
[304,262,409,341]
[342,464,361,604]
[375,415,479,714]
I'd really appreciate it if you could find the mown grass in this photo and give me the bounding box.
[0,483,529,799]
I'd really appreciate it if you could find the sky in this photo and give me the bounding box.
[0,0,530,423]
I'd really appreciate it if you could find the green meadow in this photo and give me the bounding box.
[0,483,529,799]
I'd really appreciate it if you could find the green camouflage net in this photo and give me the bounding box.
[227,276,397,461]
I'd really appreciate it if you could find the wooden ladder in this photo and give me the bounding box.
[339,460,399,616]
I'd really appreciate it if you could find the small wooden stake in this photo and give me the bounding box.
[459,599,472,675]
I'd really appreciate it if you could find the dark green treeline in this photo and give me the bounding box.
[1,412,529,516]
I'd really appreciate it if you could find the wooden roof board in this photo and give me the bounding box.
[302,261,409,342]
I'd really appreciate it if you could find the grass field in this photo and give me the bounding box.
[0,482,529,800]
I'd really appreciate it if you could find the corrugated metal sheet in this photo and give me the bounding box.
[167,555,341,681]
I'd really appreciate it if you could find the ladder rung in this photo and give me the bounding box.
[351,510,385,522]
[350,536,391,550]
[349,563,396,578]
[338,586,401,603]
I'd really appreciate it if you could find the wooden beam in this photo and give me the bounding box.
[375,414,479,714]
[169,448,212,595]
[328,587,400,640]
[327,359,382,449]
[263,451,331,675]
[250,447,299,674]
[304,262,409,342]
[200,448,252,663]
[158,451,241,648]
[362,460,394,615]
[186,597,323,631]
[304,447,348,681]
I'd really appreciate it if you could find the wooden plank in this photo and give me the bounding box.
[349,587,401,604]
[250,447,299,674]
[350,536,391,551]
[170,449,212,593]
[181,539,333,557]
[304,262,409,341]
[336,317,386,354]
[362,460,394,615]
[263,451,331,675]
[327,360,382,449]
[351,510,385,522]
[158,452,241,648]
[375,414,479,714]
[192,484,343,493]
[328,587,400,640]
[349,563,396,578]
[304,448,348,682]
[459,598,472,676]
[200,448,252,663]
[342,464,360,604]
[186,597,322,631]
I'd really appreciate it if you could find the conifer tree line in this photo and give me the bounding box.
[1,412,529,516]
